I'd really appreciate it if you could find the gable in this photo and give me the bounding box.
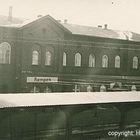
[20,16,70,40]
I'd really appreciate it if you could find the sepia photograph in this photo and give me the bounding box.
[0,0,140,139]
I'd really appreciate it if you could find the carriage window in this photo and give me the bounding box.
[102,55,108,68]
[63,52,67,66]
[45,51,52,66]
[89,54,95,67]
[115,56,120,68]
[32,50,39,65]
[75,53,81,67]
[133,56,138,69]
[0,42,11,64]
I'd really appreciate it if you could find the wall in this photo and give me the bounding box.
[0,27,18,92]
[62,33,140,77]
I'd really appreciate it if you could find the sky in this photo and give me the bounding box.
[0,0,140,33]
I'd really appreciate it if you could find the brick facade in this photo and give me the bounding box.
[0,15,140,93]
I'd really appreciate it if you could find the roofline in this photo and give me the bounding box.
[0,25,19,29]
[70,33,140,44]
[46,15,72,34]
[0,92,140,109]
[0,15,140,43]
[19,15,72,34]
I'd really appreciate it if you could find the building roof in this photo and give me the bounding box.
[1,14,140,42]
[20,15,140,42]
[61,23,140,42]
[0,92,139,108]
[0,15,24,26]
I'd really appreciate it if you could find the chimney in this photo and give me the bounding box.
[104,24,108,29]
[64,19,68,24]
[57,20,61,23]
[8,6,13,22]
[98,25,102,28]
[37,15,42,18]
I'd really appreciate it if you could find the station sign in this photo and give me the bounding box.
[27,77,58,83]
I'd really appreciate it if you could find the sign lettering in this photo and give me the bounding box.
[27,77,58,83]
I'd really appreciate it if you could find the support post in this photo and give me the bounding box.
[65,112,72,140]
[118,110,128,140]
[34,112,38,140]
[8,112,13,140]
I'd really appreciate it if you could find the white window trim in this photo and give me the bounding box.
[115,55,120,68]
[75,53,81,67]
[89,54,95,67]
[45,51,52,66]
[133,56,138,69]
[0,42,11,64]
[32,50,39,65]
[102,55,108,68]
[63,52,67,66]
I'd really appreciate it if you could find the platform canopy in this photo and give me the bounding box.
[0,92,139,108]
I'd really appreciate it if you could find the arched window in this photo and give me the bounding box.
[32,50,39,65]
[75,53,81,66]
[45,51,52,65]
[102,55,108,68]
[89,54,95,67]
[0,42,11,64]
[63,52,67,66]
[115,55,120,68]
[133,56,138,69]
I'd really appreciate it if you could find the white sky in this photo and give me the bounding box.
[0,0,140,33]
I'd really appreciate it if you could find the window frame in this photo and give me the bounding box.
[63,52,67,66]
[115,55,120,68]
[89,54,95,67]
[32,50,39,65]
[45,51,52,66]
[75,52,81,67]
[102,55,108,68]
[0,42,11,64]
[133,56,138,69]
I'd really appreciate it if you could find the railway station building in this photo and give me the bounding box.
[0,15,140,93]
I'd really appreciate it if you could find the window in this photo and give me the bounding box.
[0,42,11,64]
[115,55,120,68]
[32,50,39,65]
[133,56,138,69]
[89,54,95,67]
[75,53,81,66]
[102,55,108,68]
[45,51,52,65]
[63,52,66,66]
